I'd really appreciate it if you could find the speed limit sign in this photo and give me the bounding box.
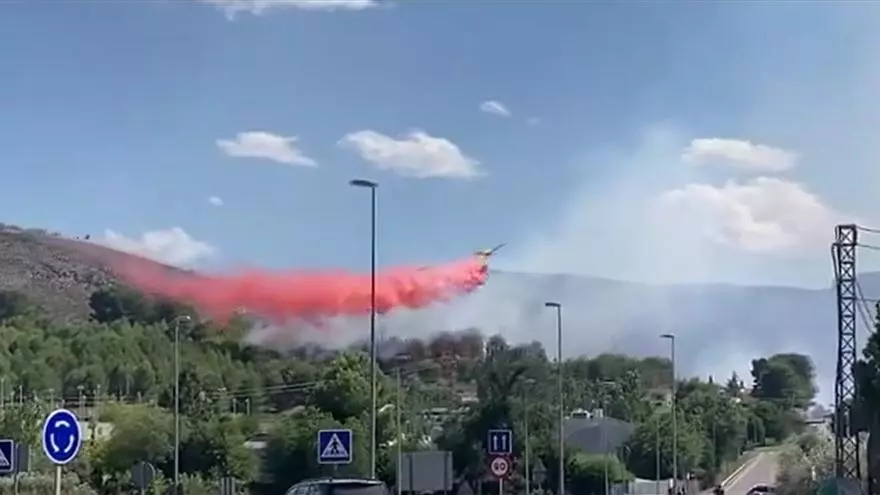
[489,456,510,478]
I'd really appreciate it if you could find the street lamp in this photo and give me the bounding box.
[350,178,379,479]
[522,378,537,495]
[173,314,192,491]
[544,301,564,495]
[660,333,677,489]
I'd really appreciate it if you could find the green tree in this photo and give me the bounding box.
[89,404,173,491]
[854,303,880,493]
[624,409,704,479]
[311,352,378,422]
[567,453,632,495]
[180,416,258,481]
[677,381,747,475]
[263,407,369,491]
[750,354,816,409]
[0,401,47,448]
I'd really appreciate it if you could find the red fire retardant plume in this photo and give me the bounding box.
[111,256,489,322]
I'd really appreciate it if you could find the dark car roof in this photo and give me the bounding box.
[286,478,388,495]
[300,478,384,485]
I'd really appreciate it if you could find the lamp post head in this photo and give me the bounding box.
[544,301,561,309]
[350,179,378,188]
[660,333,675,340]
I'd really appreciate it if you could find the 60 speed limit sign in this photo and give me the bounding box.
[489,456,510,478]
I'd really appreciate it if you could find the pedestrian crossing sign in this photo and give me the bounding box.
[317,429,352,464]
[0,439,14,474]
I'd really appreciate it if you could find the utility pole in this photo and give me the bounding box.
[394,354,410,495]
[173,315,192,492]
[523,378,536,495]
[661,334,677,490]
[545,302,564,495]
[832,224,861,483]
[655,410,661,495]
[603,395,609,495]
[598,380,614,495]
[396,367,403,495]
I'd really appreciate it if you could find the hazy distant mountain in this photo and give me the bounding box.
[371,270,880,403]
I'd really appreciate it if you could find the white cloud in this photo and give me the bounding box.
[99,227,217,266]
[202,0,379,17]
[656,177,839,252]
[339,129,481,179]
[682,138,797,172]
[479,100,512,117]
[216,131,317,167]
[208,196,224,206]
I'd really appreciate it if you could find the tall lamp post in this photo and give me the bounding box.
[660,333,677,489]
[173,314,192,491]
[544,301,564,495]
[523,378,537,495]
[350,178,379,479]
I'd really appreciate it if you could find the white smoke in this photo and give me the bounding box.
[244,8,880,406]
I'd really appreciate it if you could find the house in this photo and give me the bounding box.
[563,408,636,455]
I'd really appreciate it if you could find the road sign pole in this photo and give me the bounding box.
[498,478,503,495]
[53,465,61,495]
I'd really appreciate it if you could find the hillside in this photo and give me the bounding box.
[0,224,864,396]
[0,225,180,321]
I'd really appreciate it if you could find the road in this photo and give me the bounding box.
[721,451,780,494]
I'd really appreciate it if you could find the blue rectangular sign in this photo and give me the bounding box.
[487,429,512,455]
[317,429,352,465]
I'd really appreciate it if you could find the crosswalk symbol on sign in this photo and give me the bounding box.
[321,434,349,459]
[0,449,9,468]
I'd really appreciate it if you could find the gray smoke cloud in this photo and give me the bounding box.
[245,7,880,407]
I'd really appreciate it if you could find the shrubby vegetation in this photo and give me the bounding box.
[0,286,816,494]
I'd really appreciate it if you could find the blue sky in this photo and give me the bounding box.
[2,0,880,286]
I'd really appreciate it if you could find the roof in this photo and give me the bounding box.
[297,478,384,486]
[563,416,636,454]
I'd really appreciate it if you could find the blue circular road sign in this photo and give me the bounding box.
[41,408,82,465]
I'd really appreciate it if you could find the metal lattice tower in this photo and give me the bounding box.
[834,223,862,481]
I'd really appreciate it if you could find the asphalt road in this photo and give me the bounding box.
[722,452,780,494]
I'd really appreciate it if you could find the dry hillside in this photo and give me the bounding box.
[0,224,176,321]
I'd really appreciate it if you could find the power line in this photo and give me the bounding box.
[4,358,445,407]
[1,378,322,407]
[854,281,876,338]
